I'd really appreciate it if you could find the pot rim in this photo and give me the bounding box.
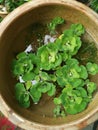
[0,0,98,129]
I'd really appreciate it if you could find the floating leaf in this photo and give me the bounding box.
[77,87,87,97]
[86,81,97,94]
[47,84,56,96]
[22,72,35,81]
[16,52,27,59]
[53,105,61,117]
[38,82,51,93]
[30,83,42,103]
[25,81,32,90]
[15,83,26,101]
[47,17,65,34]
[19,100,30,108]
[79,65,88,79]
[54,98,62,105]
[86,62,98,75]
[40,71,50,81]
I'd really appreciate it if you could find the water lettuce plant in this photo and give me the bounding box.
[12,17,98,117]
[47,17,65,34]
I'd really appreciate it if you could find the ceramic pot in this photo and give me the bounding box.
[0,0,98,130]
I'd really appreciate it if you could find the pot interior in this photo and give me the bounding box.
[0,2,98,125]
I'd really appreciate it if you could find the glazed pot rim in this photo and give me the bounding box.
[0,0,98,129]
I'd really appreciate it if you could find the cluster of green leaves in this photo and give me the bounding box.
[90,0,98,13]
[15,81,56,108]
[12,51,56,107]
[0,0,30,12]
[12,19,98,117]
[54,59,98,116]
[47,17,65,34]
[0,0,4,4]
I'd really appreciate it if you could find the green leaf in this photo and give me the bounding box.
[61,51,69,61]
[28,53,40,65]
[56,66,68,87]
[65,101,87,114]
[47,17,65,34]
[15,83,30,108]
[76,101,87,113]
[56,66,65,77]
[0,16,3,23]
[24,60,33,73]
[34,67,40,75]
[60,110,66,117]
[49,74,57,82]
[72,89,81,97]
[25,81,32,90]
[72,37,82,55]
[66,58,79,67]
[47,84,56,96]
[16,52,27,59]
[37,45,50,70]
[35,75,40,82]
[77,87,87,97]
[12,54,34,76]
[59,93,67,105]
[86,81,97,94]
[22,72,35,81]
[68,68,80,79]
[19,93,30,103]
[46,42,58,55]
[62,86,73,96]
[55,37,62,49]
[86,62,98,75]
[65,104,78,115]
[0,0,4,4]
[30,83,42,103]
[70,23,85,36]
[13,64,24,76]
[38,82,51,93]
[19,100,30,108]
[75,97,82,104]
[79,65,88,79]
[66,58,81,72]
[90,0,98,13]
[53,54,62,69]
[4,0,30,12]
[69,79,84,88]
[15,83,26,101]
[53,105,61,117]
[57,76,68,87]
[40,71,50,81]
[54,98,62,105]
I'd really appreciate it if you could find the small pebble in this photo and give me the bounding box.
[25,44,33,53]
